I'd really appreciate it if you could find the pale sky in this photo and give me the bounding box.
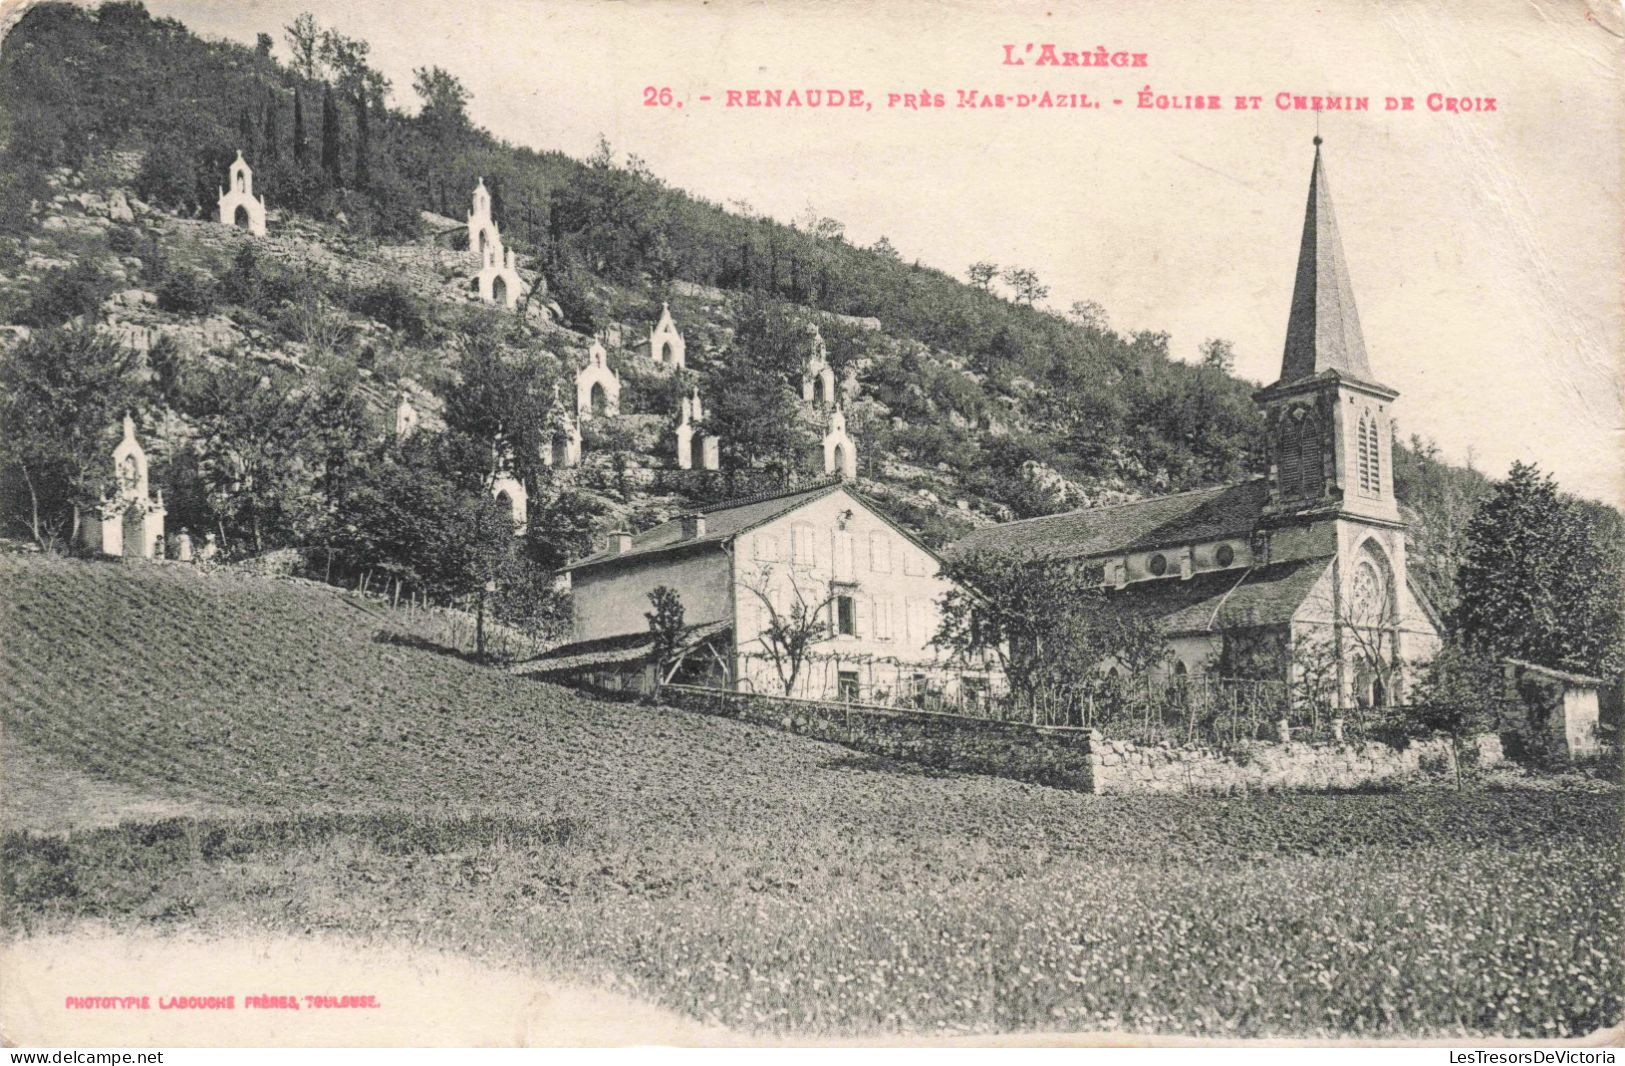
[136,0,1625,505]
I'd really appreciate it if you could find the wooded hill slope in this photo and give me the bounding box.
[0,1,1500,613]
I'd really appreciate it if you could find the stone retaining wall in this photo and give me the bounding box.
[653,684,1500,795]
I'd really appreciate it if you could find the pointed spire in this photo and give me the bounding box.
[1277,137,1378,387]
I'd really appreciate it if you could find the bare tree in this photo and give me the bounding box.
[740,564,839,696]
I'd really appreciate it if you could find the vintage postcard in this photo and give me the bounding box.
[0,0,1620,1050]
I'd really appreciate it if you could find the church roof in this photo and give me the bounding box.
[1274,139,1383,391]
[948,479,1270,563]
[1105,556,1332,636]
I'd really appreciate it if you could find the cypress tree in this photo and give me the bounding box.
[261,93,279,162]
[292,88,308,163]
[320,84,342,185]
[353,92,370,188]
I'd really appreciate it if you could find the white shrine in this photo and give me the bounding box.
[575,339,621,419]
[83,415,167,559]
[217,151,267,236]
[822,405,857,480]
[541,384,582,469]
[394,394,419,441]
[468,179,524,309]
[649,303,686,368]
[674,387,720,471]
[489,438,528,535]
[800,323,836,406]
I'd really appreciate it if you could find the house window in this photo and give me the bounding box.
[903,551,925,576]
[755,533,780,561]
[873,596,893,639]
[837,670,861,702]
[836,594,857,636]
[1215,543,1235,567]
[834,529,854,579]
[1148,553,1168,577]
[870,532,891,573]
[791,522,816,566]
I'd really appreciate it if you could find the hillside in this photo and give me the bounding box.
[1,553,1619,1038]
[0,0,1504,616]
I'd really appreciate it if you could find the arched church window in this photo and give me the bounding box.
[1349,557,1389,626]
[1277,412,1324,500]
[1358,410,1381,495]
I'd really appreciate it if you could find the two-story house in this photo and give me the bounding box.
[527,479,996,703]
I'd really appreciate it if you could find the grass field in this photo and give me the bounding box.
[1,554,1619,1039]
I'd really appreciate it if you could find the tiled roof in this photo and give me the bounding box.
[1275,141,1383,390]
[947,479,1269,563]
[1106,556,1333,636]
[516,620,732,675]
[563,479,845,572]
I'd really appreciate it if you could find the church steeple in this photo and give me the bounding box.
[1276,136,1380,389]
[1257,138,1400,527]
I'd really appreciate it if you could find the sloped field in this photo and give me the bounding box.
[1,555,1619,1039]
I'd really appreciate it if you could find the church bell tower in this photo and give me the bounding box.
[1255,136,1401,529]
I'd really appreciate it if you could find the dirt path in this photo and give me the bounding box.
[1,930,737,1047]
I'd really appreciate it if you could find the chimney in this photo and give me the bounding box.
[681,513,707,539]
[608,530,632,554]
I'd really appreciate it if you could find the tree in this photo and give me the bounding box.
[1067,300,1108,330]
[177,359,317,553]
[1002,267,1048,307]
[871,236,899,259]
[0,326,147,548]
[353,89,370,188]
[320,84,341,185]
[1454,461,1623,677]
[412,65,471,143]
[966,261,998,291]
[1199,337,1236,374]
[1408,637,1506,788]
[291,87,308,164]
[645,585,686,688]
[739,565,839,695]
[255,32,273,57]
[283,12,323,81]
[934,548,1134,715]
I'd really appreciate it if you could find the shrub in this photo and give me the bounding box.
[156,270,217,315]
[349,279,431,342]
[16,261,111,326]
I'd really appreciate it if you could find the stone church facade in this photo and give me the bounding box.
[951,139,1442,708]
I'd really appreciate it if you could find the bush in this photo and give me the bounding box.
[349,279,431,342]
[217,245,304,315]
[156,270,217,314]
[16,261,111,326]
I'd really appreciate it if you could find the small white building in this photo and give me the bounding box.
[674,387,718,471]
[649,302,686,369]
[467,178,502,263]
[477,246,523,310]
[541,385,582,469]
[1504,660,1605,759]
[801,323,836,406]
[576,340,621,419]
[217,151,267,236]
[531,480,996,702]
[822,406,857,480]
[394,394,420,441]
[83,415,166,559]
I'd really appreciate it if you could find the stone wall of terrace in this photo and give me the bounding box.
[655,684,1503,795]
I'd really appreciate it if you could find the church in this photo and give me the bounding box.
[950,139,1443,707]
